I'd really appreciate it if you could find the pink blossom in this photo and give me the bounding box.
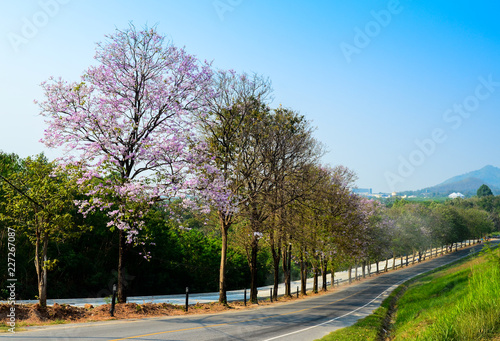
[38,25,231,246]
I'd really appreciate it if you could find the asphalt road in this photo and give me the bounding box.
[2,242,493,341]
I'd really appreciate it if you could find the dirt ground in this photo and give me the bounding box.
[0,300,252,328]
[0,290,330,329]
[1,269,399,330]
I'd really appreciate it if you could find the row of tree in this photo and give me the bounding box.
[0,25,496,306]
[1,155,495,305]
[31,24,367,305]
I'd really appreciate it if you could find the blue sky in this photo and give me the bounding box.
[1,0,500,193]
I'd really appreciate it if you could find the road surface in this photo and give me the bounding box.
[3,242,491,341]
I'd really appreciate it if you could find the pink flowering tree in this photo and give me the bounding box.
[357,198,393,272]
[37,25,221,302]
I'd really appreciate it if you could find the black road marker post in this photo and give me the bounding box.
[244,289,247,306]
[185,287,189,312]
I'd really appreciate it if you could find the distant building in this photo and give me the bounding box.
[352,188,393,199]
[353,188,372,195]
[448,192,465,199]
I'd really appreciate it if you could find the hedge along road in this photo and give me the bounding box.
[3,241,495,341]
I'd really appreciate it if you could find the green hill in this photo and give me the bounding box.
[401,165,500,197]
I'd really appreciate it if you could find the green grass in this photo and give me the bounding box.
[0,321,30,333]
[316,285,406,341]
[318,245,500,340]
[0,318,68,333]
[316,312,381,341]
[49,319,67,325]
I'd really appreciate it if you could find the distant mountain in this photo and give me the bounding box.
[402,165,500,197]
[440,165,500,188]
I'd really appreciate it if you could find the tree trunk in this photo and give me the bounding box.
[288,245,292,295]
[313,265,318,293]
[330,267,335,288]
[321,257,327,291]
[300,251,307,295]
[362,260,366,278]
[117,230,127,303]
[270,231,281,301]
[219,213,231,304]
[249,235,259,303]
[384,258,388,272]
[34,230,41,304]
[42,236,48,305]
[348,266,352,283]
[282,243,292,297]
[35,231,48,307]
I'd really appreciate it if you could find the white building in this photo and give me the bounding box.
[448,192,465,199]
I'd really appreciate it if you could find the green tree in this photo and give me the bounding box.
[387,204,432,257]
[462,207,494,239]
[201,71,273,304]
[477,184,493,197]
[0,154,87,306]
[0,151,22,243]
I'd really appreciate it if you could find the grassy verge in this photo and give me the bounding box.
[318,244,500,341]
[315,285,406,341]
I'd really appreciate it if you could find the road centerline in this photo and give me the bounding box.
[107,281,397,341]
